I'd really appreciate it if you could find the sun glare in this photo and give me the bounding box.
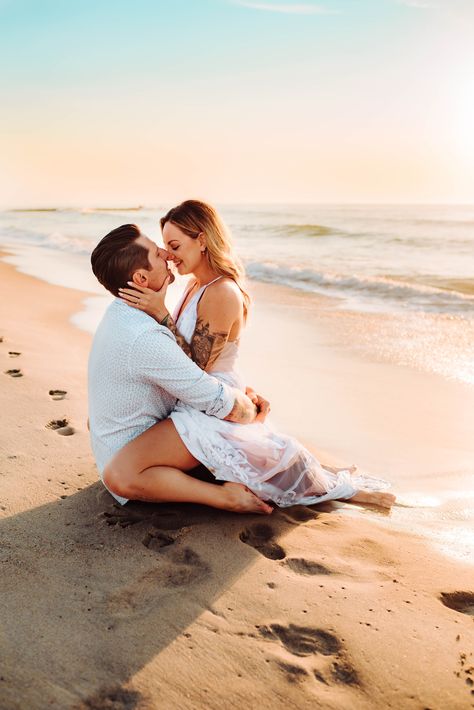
[451,70,474,165]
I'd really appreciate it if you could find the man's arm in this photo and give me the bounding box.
[132,327,258,424]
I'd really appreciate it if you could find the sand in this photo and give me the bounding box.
[1,255,474,710]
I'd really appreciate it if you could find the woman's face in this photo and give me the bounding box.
[163,221,203,275]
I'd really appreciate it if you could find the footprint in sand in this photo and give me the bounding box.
[239,523,286,560]
[102,503,205,530]
[260,623,341,657]
[284,506,319,523]
[107,547,210,617]
[8,351,21,358]
[440,591,474,617]
[103,505,158,528]
[260,623,361,688]
[76,685,142,710]
[275,660,310,684]
[49,389,67,400]
[45,418,75,436]
[4,368,23,378]
[455,650,474,701]
[166,547,210,586]
[329,660,360,686]
[285,558,333,576]
[142,530,177,551]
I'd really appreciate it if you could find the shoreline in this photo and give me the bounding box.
[1,255,474,708]
[3,239,474,388]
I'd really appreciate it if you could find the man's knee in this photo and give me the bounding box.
[103,463,134,499]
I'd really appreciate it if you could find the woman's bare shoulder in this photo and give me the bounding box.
[210,276,241,295]
[199,277,243,316]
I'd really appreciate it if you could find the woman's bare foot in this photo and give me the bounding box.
[221,482,273,515]
[323,463,358,475]
[351,490,396,509]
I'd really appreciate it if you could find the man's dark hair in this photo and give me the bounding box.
[91,224,151,297]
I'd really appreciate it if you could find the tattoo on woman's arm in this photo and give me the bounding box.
[162,315,193,357]
[190,317,228,370]
[161,314,228,371]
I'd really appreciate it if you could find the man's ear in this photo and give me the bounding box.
[131,269,149,287]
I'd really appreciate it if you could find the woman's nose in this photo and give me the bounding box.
[159,248,173,261]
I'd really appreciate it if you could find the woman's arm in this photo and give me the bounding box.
[187,280,241,370]
[156,312,192,357]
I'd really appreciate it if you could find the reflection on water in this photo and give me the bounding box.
[341,487,474,566]
[392,494,442,508]
[319,307,474,388]
[431,527,474,564]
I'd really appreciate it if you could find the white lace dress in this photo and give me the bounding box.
[169,279,389,507]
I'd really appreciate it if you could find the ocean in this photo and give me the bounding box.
[1,204,473,385]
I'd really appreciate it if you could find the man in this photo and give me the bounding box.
[88,224,270,513]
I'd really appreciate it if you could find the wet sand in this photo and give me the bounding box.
[242,281,474,564]
[1,255,474,709]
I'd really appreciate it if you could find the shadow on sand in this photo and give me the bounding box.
[0,479,328,709]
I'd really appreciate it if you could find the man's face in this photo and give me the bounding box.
[134,235,175,290]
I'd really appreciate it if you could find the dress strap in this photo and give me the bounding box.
[195,276,223,303]
[174,276,223,325]
[202,275,223,290]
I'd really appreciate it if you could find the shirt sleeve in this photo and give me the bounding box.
[129,326,236,419]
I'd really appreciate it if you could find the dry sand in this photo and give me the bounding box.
[1,256,474,710]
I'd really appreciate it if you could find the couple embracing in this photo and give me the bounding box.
[88,200,395,514]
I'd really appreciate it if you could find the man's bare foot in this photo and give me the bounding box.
[222,482,273,515]
[351,490,396,509]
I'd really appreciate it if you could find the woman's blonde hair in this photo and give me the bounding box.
[160,200,250,317]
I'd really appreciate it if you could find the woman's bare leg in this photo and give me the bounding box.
[103,418,272,514]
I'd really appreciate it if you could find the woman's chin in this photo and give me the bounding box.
[177,264,192,275]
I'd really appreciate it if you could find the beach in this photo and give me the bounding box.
[3,0,474,701]
[1,253,474,710]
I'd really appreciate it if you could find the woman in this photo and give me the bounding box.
[109,200,395,512]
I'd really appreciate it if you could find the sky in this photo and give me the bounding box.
[0,0,473,207]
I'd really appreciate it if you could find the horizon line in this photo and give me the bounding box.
[3,200,474,212]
